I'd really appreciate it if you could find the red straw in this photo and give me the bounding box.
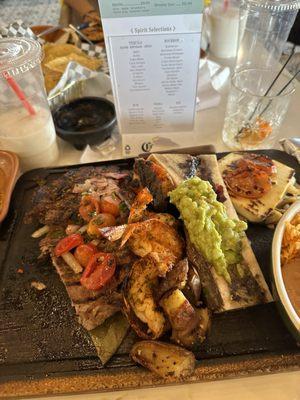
[3,72,36,116]
[223,0,229,12]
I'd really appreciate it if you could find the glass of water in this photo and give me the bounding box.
[222,68,295,150]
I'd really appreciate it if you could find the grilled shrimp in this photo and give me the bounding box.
[124,256,166,339]
[128,187,153,223]
[121,219,184,276]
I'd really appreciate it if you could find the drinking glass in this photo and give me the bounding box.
[222,68,295,150]
[236,0,300,70]
[0,37,59,171]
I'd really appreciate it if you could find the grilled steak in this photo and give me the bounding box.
[74,294,122,331]
[52,255,123,330]
[26,166,133,227]
[25,165,137,333]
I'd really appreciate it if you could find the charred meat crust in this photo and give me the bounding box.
[134,158,175,211]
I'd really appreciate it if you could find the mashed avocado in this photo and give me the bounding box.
[169,177,247,282]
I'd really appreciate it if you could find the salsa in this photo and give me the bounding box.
[282,258,300,318]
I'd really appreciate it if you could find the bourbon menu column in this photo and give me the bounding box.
[99,0,203,154]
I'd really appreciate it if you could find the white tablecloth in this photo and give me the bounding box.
[54,72,299,167]
[30,68,300,400]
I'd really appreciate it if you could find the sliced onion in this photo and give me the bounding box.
[65,224,81,235]
[99,224,127,241]
[31,225,50,238]
[78,225,88,234]
[61,252,83,274]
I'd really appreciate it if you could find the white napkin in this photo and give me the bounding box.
[196,59,230,111]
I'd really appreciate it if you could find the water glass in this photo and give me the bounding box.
[236,0,300,71]
[222,68,295,150]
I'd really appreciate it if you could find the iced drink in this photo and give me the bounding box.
[205,2,245,59]
[0,37,59,171]
[0,106,58,170]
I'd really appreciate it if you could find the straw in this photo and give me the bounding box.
[247,45,296,123]
[223,0,229,12]
[3,72,36,116]
[258,69,300,119]
[236,45,296,138]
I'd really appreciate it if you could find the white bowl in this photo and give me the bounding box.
[272,200,300,340]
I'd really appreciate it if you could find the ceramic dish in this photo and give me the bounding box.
[272,200,300,341]
[0,151,20,223]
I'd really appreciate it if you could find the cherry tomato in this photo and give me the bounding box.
[87,213,116,237]
[100,195,121,217]
[54,233,84,257]
[79,195,101,222]
[80,252,116,290]
[74,243,98,267]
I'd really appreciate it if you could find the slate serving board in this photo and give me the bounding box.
[0,150,299,398]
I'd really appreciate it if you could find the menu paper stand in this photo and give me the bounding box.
[98,0,204,157]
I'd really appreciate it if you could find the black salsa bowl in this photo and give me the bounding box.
[53,97,117,150]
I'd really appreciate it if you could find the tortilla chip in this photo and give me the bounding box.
[43,66,62,93]
[45,53,102,73]
[43,43,83,65]
[42,43,102,93]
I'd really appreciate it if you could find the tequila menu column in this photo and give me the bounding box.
[99,0,203,138]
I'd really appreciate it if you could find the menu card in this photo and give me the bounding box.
[99,1,203,155]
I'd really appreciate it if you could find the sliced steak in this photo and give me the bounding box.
[52,256,122,329]
[75,294,122,331]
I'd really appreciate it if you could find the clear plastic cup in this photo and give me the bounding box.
[205,0,244,59]
[222,68,295,150]
[0,37,59,171]
[236,0,300,70]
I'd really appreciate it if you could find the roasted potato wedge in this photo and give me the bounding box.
[160,289,200,348]
[130,340,195,378]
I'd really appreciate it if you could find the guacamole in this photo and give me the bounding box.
[169,177,247,282]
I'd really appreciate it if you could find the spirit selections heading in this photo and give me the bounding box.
[130,25,176,34]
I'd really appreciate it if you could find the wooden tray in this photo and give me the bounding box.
[0,150,299,398]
